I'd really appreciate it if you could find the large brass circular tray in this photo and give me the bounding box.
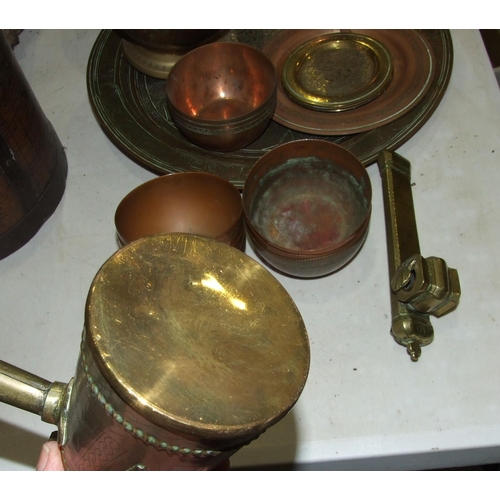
[282,32,394,112]
[87,30,453,189]
[266,29,434,134]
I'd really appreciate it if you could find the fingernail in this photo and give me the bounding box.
[36,443,50,471]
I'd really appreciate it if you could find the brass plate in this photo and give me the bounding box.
[264,29,435,135]
[86,234,310,439]
[87,30,453,188]
[282,33,393,112]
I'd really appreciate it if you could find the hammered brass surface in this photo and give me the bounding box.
[377,150,460,361]
[85,234,310,439]
[282,33,393,112]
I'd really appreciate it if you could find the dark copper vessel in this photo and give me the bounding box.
[115,29,225,53]
[0,32,67,259]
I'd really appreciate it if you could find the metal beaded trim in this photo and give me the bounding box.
[80,345,221,458]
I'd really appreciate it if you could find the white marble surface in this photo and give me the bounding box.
[1,29,499,471]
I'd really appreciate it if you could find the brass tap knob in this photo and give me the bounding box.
[391,254,460,317]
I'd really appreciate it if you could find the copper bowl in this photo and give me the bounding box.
[115,172,245,250]
[243,140,372,278]
[166,42,277,152]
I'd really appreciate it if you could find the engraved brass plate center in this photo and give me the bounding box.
[282,33,393,112]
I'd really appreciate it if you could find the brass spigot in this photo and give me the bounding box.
[0,360,72,444]
[377,150,461,361]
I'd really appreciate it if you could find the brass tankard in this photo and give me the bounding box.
[0,234,310,470]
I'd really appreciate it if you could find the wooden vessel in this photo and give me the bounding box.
[0,32,67,259]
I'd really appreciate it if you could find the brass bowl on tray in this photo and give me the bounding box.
[115,172,245,250]
[243,140,372,278]
[166,42,277,152]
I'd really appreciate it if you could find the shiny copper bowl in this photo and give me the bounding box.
[166,42,277,152]
[243,140,372,278]
[115,172,245,250]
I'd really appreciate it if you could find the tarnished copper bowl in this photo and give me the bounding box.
[243,140,372,278]
[115,172,245,250]
[166,42,277,152]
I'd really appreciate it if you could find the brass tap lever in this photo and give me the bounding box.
[377,150,461,361]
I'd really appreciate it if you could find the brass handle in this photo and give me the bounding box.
[377,150,461,361]
[0,359,68,426]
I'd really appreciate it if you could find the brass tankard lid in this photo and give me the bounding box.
[85,234,310,443]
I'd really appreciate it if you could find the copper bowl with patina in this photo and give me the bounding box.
[166,42,277,152]
[243,140,372,278]
[115,172,245,250]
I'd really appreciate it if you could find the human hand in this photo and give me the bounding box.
[36,440,65,471]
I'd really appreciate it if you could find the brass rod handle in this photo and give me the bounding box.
[377,149,421,269]
[0,359,67,425]
[377,150,460,361]
[377,150,433,360]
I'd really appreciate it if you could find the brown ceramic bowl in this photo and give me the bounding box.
[166,42,277,152]
[243,140,372,278]
[115,172,245,250]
